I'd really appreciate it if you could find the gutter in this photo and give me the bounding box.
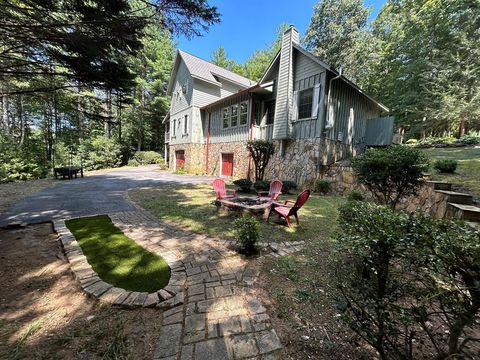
[325,68,343,132]
[205,110,211,174]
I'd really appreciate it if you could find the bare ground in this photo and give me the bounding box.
[0,223,160,360]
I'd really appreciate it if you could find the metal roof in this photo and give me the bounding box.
[167,50,256,95]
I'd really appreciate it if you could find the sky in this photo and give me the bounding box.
[176,0,387,63]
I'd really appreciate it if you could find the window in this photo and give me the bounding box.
[172,119,176,136]
[298,88,314,119]
[223,107,229,128]
[239,102,248,125]
[266,100,275,125]
[183,115,188,134]
[230,104,238,127]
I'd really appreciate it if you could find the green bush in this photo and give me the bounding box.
[81,136,123,171]
[233,179,252,192]
[253,180,270,192]
[346,190,364,201]
[352,145,429,208]
[0,133,49,183]
[281,180,298,194]
[433,159,457,173]
[158,162,169,170]
[314,179,331,194]
[459,130,480,145]
[127,159,140,167]
[233,215,260,254]
[132,151,164,165]
[336,201,480,359]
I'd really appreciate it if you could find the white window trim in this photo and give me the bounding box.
[239,101,248,126]
[297,87,314,121]
[183,114,189,135]
[230,104,239,128]
[223,106,230,129]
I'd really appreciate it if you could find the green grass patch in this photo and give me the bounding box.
[128,184,343,243]
[66,215,170,292]
[420,146,480,196]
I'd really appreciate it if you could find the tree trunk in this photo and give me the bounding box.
[458,119,466,138]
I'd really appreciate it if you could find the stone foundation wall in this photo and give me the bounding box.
[325,161,451,218]
[206,142,252,179]
[169,143,205,174]
[265,139,321,186]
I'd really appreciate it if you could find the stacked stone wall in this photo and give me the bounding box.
[206,142,251,179]
[169,143,205,174]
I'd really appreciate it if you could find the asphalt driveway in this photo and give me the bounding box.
[0,166,214,226]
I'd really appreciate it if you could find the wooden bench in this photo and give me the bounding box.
[54,167,84,180]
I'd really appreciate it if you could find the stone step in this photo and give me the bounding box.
[446,203,480,222]
[434,190,473,205]
[466,221,480,230]
[426,180,452,191]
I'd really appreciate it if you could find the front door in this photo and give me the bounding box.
[175,150,185,170]
[221,153,234,177]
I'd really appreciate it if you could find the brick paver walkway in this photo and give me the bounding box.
[109,210,283,360]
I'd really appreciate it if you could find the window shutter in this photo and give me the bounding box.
[312,83,321,118]
[291,90,299,121]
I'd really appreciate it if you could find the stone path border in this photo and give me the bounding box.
[53,207,306,359]
[52,217,187,309]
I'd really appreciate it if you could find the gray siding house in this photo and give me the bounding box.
[165,26,393,185]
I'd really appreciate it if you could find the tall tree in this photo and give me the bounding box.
[0,0,220,94]
[304,0,371,81]
[368,0,480,137]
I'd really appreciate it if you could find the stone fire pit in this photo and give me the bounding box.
[217,197,272,219]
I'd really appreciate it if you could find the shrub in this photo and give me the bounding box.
[336,201,480,359]
[459,130,480,145]
[0,133,49,183]
[281,180,298,194]
[246,140,275,181]
[127,159,140,167]
[433,159,457,173]
[346,190,364,201]
[336,201,416,359]
[253,180,270,192]
[81,136,123,171]
[352,145,429,209]
[314,179,331,194]
[132,151,164,165]
[158,162,168,170]
[233,179,252,192]
[233,215,260,254]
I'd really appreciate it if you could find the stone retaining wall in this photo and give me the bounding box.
[325,161,453,218]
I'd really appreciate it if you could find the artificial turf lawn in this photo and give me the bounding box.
[65,215,170,292]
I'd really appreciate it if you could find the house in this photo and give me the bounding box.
[164,26,393,185]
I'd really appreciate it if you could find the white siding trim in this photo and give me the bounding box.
[312,83,321,119]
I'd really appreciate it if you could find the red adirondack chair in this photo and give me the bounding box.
[213,178,237,200]
[257,180,283,201]
[268,190,310,227]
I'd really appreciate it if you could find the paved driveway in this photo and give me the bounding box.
[0,165,214,226]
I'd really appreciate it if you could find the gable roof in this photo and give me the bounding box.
[259,44,389,112]
[167,50,256,95]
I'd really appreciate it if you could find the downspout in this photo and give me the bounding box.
[247,94,254,180]
[205,110,211,174]
[318,68,342,178]
[325,67,342,134]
